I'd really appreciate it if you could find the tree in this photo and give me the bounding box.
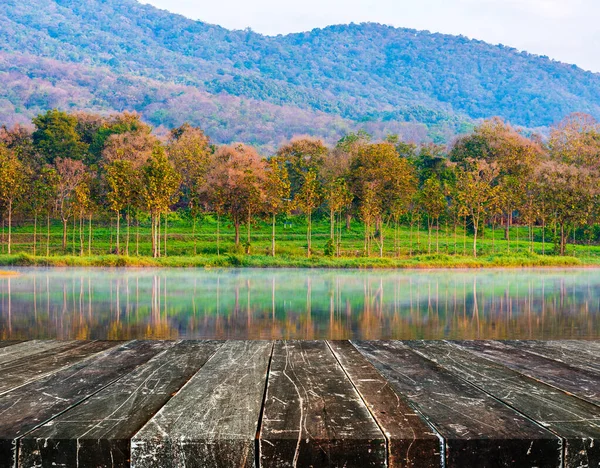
[350,142,416,257]
[200,144,267,249]
[294,170,322,257]
[324,177,352,255]
[456,159,500,257]
[277,138,327,197]
[548,113,600,169]
[264,157,291,257]
[0,145,27,254]
[105,160,136,255]
[536,161,596,255]
[32,110,88,164]
[419,177,447,254]
[141,146,181,258]
[55,158,87,251]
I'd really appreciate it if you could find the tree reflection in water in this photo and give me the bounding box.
[0,268,598,340]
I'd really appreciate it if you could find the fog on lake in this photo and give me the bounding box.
[0,268,598,340]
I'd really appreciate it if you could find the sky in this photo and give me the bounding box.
[142,0,600,73]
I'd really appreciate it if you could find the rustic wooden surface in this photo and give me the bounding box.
[0,340,168,468]
[352,341,562,467]
[504,340,600,374]
[260,341,386,467]
[0,340,119,395]
[407,340,600,468]
[131,341,272,468]
[327,340,441,468]
[19,341,223,468]
[0,340,75,366]
[455,340,600,405]
[0,339,596,468]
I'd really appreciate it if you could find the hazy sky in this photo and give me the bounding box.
[142,0,600,72]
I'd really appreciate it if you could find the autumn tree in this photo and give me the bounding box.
[54,158,87,251]
[294,170,322,257]
[200,144,267,249]
[264,157,291,256]
[455,159,500,257]
[0,145,27,254]
[419,177,447,254]
[277,137,327,196]
[105,160,137,255]
[536,161,596,255]
[141,146,181,258]
[350,142,416,257]
[548,113,600,169]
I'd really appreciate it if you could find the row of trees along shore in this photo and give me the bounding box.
[0,110,599,259]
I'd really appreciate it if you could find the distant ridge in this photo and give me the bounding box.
[1,0,599,150]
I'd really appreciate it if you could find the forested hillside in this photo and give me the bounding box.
[1,0,600,149]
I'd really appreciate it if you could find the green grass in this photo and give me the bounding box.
[0,215,598,268]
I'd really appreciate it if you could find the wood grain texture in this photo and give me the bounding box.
[131,341,272,468]
[454,340,600,405]
[327,340,441,468]
[513,340,600,372]
[0,340,75,366]
[19,341,223,468]
[407,340,600,468]
[0,341,23,349]
[353,341,562,468]
[260,341,386,468]
[0,340,169,468]
[0,340,120,395]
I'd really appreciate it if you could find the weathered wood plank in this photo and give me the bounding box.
[0,340,170,468]
[131,341,272,468]
[0,340,77,366]
[0,340,23,349]
[353,341,562,467]
[260,341,386,468]
[19,341,223,468]
[407,340,600,468]
[543,340,600,360]
[455,340,600,405]
[0,340,120,395]
[327,340,441,468]
[503,340,600,374]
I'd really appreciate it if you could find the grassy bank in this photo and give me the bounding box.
[0,252,590,269]
[0,216,598,268]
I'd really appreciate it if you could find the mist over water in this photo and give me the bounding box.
[0,268,598,340]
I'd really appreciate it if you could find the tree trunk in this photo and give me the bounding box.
[47,212,51,257]
[164,215,167,257]
[126,211,130,256]
[307,212,312,258]
[62,218,68,251]
[33,213,37,256]
[216,214,220,256]
[7,200,12,255]
[116,213,120,255]
[79,214,84,256]
[560,224,566,256]
[272,213,276,257]
[151,214,157,258]
[234,221,240,246]
[88,215,92,256]
[473,221,478,258]
[330,209,335,240]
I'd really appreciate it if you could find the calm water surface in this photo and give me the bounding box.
[0,268,599,340]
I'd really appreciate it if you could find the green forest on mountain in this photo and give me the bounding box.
[2,0,600,151]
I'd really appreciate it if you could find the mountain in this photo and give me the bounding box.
[1,0,600,151]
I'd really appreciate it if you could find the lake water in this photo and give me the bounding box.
[0,268,598,341]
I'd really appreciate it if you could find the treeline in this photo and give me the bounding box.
[0,110,599,259]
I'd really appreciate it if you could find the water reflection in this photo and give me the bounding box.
[0,268,599,340]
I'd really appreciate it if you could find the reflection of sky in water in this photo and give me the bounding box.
[0,268,599,340]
